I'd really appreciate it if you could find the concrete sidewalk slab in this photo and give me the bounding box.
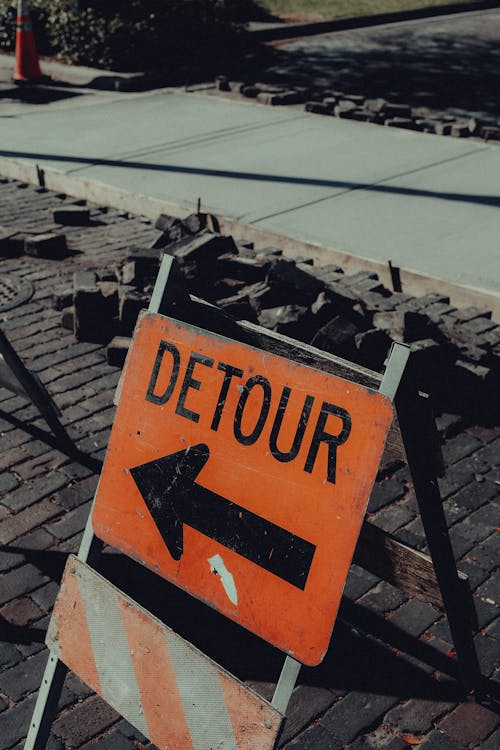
[254,138,500,289]
[2,92,293,166]
[1,90,499,304]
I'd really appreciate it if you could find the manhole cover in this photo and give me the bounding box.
[0,276,34,312]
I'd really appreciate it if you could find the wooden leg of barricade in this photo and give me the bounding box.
[377,343,481,691]
[0,326,75,454]
[394,364,482,692]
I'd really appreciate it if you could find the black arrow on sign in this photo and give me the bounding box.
[130,443,316,590]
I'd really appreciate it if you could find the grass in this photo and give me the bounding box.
[258,0,487,21]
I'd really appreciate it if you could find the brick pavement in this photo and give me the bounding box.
[0,178,498,749]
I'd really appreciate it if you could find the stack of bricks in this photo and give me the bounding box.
[0,177,498,750]
[214,77,500,143]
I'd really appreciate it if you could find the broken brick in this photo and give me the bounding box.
[24,233,68,259]
[53,207,91,226]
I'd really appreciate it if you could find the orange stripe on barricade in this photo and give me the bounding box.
[46,559,101,696]
[119,598,194,750]
[218,670,282,749]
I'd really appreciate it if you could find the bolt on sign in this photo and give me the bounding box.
[93,312,393,666]
[47,556,283,750]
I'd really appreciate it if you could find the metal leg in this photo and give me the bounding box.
[148,254,175,314]
[271,656,302,714]
[379,342,410,403]
[77,505,104,565]
[24,506,104,750]
[24,246,180,749]
[23,654,68,750]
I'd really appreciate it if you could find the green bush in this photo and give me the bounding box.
[0,1,52,54]
[0,0,260,70]
[0,2,13,51]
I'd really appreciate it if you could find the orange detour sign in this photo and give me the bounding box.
[47,556,283,750]
[93,312,393,666]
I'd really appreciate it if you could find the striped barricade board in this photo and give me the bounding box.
[47,556,284,750]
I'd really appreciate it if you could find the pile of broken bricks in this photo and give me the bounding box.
[214,78,500,141]
[53,211,500,425]
[3,178,495,425]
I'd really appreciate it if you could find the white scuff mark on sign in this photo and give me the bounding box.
[208,554,238,606]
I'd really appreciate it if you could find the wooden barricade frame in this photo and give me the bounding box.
[24,255,481,750]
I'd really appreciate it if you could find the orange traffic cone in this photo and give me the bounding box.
[13,0,42,83]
